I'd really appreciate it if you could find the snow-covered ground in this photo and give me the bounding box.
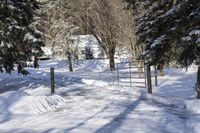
[0,59,199,133]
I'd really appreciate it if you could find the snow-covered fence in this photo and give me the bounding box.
[115,61,147,88]
[46,59,158,90]
[96,61,148,88]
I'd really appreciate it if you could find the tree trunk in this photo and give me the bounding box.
[197,65,200,99]
[146,65,152,94]
[51,42,56,58]
[67,52,73,72]
[108,48,115,71]
[33,56,39,69]
[159,64,164,76]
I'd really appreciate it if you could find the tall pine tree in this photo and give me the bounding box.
[0,0,44,74]
[125,0,200,97]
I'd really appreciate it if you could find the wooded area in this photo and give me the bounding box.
[0,0,199,97]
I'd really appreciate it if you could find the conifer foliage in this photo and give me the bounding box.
[0,0,44,74]
[126,0,200,67]
[85,46,94,60]
[125,0,200,98]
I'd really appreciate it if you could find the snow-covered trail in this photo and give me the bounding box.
[0,82,195,133]
[0,60,199,133]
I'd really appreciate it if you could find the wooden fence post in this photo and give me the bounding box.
[197,65,200,99]
[146,65,152,94]
[50,67,55,94]
[144,63,147,89]
[154,65,158,87]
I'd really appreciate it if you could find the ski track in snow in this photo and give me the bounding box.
[0,59,199,133]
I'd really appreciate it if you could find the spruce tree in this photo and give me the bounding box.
[125,0,200,97]
[0,0,44,74]
[85,46,94,60]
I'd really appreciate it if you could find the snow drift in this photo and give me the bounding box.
[0,91,66,115]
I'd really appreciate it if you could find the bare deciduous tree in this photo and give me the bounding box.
[69,0,124,71]
[39,0,77,71]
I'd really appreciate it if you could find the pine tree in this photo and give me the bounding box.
[85,46,94,60]
[0,0,44,75]
[125,0,200,97]
[135,0,199,65]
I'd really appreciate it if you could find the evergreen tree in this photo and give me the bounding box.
[0,0,44,75]
[136,0,199,65]
[85,46,94,60]
[125,0,200,97]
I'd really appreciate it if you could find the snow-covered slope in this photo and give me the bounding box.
[0,59,199,133]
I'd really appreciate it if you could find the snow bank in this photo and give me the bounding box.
[82,79,108,87]
[73,59,109,72]
[24,85,50,96]
[186,100,200,114]
[0,91,66,115]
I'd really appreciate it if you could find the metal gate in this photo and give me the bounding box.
[115,61,146,88]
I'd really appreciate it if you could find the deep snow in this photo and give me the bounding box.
[0,59,199,133]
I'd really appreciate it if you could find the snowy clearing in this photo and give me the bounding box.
[0,59,199,133]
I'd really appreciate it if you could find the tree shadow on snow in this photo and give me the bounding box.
[63,101,115,132]
[0,128,55,133]
[154,72,196,99]
[0,92,24,124]
[0,69,82,94]
[93,94,143,133]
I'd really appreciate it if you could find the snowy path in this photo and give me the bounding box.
[0,82,195,133]
[0,60,199,133]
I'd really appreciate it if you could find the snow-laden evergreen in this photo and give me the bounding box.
[0,0,44,74]
[133,0,200,67]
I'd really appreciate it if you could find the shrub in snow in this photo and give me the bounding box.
[85,46,94,60]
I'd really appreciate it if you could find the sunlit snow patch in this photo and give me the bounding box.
[82,79,108,87]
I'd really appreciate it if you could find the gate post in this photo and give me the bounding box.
[146,65,152,94]
[154,65,158,87]
[197,65,200,99]
[144,62,147,89]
